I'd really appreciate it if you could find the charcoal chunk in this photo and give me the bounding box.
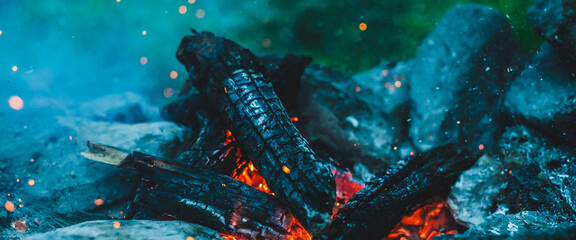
[504,44,576,145]
[409,4,521,151]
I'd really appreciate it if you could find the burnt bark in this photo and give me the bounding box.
[176,30,336,235]
[324,143,481,240]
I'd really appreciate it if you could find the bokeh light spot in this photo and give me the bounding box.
[8,96,24,111]
[196,9,205,18]
[140,57,148,65]
[262,38,271,48]
[5,201,15,212]
[188,0,196,3]
[94,199,104,206]
[359,22,367,31]
[142,30,147,35]
[113,221,120,228]
[179,5,187,14]
[28,179,35,186]
[170,71,178,79]
[12,65,17,72]
[479,144,484,150]
[0,30,3,35]
[164,88,174,98]
[394,81,402,88]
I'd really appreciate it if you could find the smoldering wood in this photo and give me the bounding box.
[175,30,336,235]
[324,143,481,240]
[81,142,302,240]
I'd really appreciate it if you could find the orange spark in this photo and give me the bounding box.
[186,237,195,240]
[282,166,291,174]
[113,221,120,228]
[8,96,24,110]
[140,57,148,65]
[94,199,104,206]
[395,81,402,88]
[479,144,484,150]
[28,179,35,186]
[196,9,205,18]
[5,201,15,212]
[290,116,299,122]
[359,22,367,31]
[179,5,187,14]
[12,65,17,71]
[0,30,3,35]
[69,136,73,140]
[170,71,178,79]
[115,0,120,2]
[142,30,147,35]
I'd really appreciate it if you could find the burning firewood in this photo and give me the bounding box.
[173,30,336,235]
[325,143,481,240]
[81,141,307,240]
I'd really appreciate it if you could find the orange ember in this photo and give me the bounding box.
[232,161,273,194]
[385,198,462,240]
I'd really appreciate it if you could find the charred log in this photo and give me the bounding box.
[176,30,336,235]
[81,142,304,240]
[325,143,481,240]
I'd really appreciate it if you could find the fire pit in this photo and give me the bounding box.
[3,1,576,239]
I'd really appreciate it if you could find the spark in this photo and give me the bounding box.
[223,87,227,93]
[113,221,120,228]
[142,30,147,35]
[359,22,367,31]
[262,38,271,48]
[170,71,178,79]
[69,136,73,140]
[410,152,414,156]
[290,116,299,122]
[0,30,2,35]
[282,165,291,174]
[8,96,24,110]
[163,88,174,98]
[456,121,461,125]
[179,5,187,14]
[140,57,148,65]
[395,81,402,88]
[116,0,120,2]
[12,65,17,71]
[28,179,35,186]
[186,237,195,240]
[393,146,398,150]
[5,201,15,212]
[478,144,484,150]
[94,199,104,206]
[196,9,205,19]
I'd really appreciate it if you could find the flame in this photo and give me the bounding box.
[232,161,273,194]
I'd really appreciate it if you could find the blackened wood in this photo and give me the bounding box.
[176,30,335,235]
[325,143,481,240]
[82,142,299,240]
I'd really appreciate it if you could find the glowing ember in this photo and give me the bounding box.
[5,201,15,212]
[12,219,28,232]
[196,9,205,19]
[221,235,242,240]
[478,144,484,150]
[233,162,272,194]
[170,71,178,79]
[94,199,104,206]
[8,96,24,110]
[359,22,367,31]
[385,198,462,240]
[113,221,121,229]
[290,116,299,122]
[179,5,187,14]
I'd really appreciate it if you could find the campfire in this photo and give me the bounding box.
[4,1,576,240]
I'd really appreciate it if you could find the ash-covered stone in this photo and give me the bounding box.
[297,62,411,170]
[409,4,521,151]
[80,92,161,124]
[24,220,224,240]
[448,154,508,227]
[504,43,576,144]
[527,0,576,65]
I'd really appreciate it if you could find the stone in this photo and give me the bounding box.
[24,220,224,240]
[408,4,521,151]
[504,43,576,145]
[527,0,576,65]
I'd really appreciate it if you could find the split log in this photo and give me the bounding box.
[325,143,481,240]
[176,30,335,235]
[81,142,304,240]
